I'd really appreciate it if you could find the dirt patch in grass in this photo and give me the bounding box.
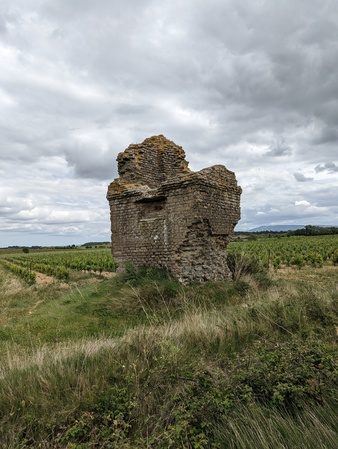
[98,271,116,278]
[34,272,69,289]
[33,270,116,289]
[35,272,55,285]
[3,276,24,295]
[274,265,338,290]
[276,264,336,277]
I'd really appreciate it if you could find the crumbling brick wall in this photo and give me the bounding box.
[107,135,242,283]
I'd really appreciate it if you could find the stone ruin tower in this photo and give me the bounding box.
[107,135,241,283]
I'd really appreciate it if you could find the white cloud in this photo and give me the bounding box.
[1,0,338,245]
[295,200,311,207]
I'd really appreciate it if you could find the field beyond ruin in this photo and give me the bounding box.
[0,236,337,448]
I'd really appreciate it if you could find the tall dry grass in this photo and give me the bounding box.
[0,265,337,447]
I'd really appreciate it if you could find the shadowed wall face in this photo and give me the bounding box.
[107,135,242,283]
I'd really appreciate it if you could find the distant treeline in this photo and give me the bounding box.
[235,230,286,235]
[235,225,338,238]
[287,225,338,236]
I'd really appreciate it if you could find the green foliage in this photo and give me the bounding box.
[230,338,338,408]
[307,252,324,268]
[120,262,171,284]
[0,260,36,284]
[229,234,338,269]
[54,387,132,447]
[291,254,305,269]
[0,248,118,282]
[247,234,258,241]
[114,263,181,322]
[289,225,338,236]
[332,249,338,266]
[226,251,264,280]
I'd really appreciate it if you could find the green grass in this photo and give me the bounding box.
[0,270,136,356]
[0,263,337,448]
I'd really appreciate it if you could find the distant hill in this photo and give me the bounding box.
[248,225,305,232]
[248,225,336,233]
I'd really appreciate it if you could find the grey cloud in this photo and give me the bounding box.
[307,186,338,208]
[312,126,338,145]
[265,137,292,157]
[2,0,338,244]
[0,2,15,36]
[41,0,152,22]
[0,18,7,35]
[116,104,154,116]
[63,143,118,180]
[293,173,314,182]
[315,162,338,173]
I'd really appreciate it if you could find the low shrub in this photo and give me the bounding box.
[227,251,265,280]
[332,249,338,265]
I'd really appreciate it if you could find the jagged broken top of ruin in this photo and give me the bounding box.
[107,135,242,283]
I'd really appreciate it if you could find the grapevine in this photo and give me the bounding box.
[0,248,118,282]
[229,234,338,269]
[0,260,36,284]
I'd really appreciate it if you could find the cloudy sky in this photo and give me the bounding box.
[1,0,338,247]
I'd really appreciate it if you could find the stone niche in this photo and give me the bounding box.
[107,135,242,283]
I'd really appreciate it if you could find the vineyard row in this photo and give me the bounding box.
[229,234,338,268]
[0,249,118,283]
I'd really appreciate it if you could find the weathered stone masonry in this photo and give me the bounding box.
[107,135,242,283]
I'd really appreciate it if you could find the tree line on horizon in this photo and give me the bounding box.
[287,225,338,236]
